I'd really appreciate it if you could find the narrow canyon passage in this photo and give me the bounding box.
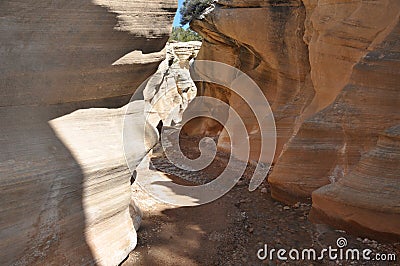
[122,136,399,265]
[1,0,399,265]
[121,0,400,260]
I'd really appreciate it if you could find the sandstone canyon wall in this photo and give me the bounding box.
[0,1,176,265]
[187,0,400,240]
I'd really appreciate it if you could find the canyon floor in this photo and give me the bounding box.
[122,136,399,266]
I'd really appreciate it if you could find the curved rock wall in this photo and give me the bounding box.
[0,0,176,265]
[187,0,400,240]
[187,0,313,162]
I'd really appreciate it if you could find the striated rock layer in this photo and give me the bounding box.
[0,0,176,106]
[0,0,176,265]
[187,0,400,240]
[310,125,400,241]
[269,0,400,204]
[187,0,313,162]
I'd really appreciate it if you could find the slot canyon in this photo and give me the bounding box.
[0,0,399,265]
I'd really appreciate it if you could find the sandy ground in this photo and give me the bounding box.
[121,136,399,266]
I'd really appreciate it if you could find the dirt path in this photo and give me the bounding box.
[122,138,399,266]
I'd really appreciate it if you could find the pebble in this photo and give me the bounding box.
[283,206,290,210]
[249,227,254,233]
[261,188,268,194]
[237,180,246,186]
[239,198,251,204]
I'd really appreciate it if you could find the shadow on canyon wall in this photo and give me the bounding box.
[0,0,170,263]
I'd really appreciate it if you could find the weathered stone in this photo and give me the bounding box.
[144,41,200,126]
[269,0,400,203]
[186,0,400,239]
[0,0,176,265]
[186,0,313,163]
[0,0,176,106]
[310,125,400,241]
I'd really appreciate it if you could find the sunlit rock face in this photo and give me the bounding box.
[143,41,200,127]
[187,0,400,240]
[169,41,201,104]
[0,0,176,265]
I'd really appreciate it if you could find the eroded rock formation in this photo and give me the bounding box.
[186,0,400,240]
[0,0,176,265]
[143,41,200,126]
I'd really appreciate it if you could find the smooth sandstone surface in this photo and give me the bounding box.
[270,0,400,203]
[187,0,400,239]
[0,0,176,265]
[187,0,313,162]
[0,0,176,106]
